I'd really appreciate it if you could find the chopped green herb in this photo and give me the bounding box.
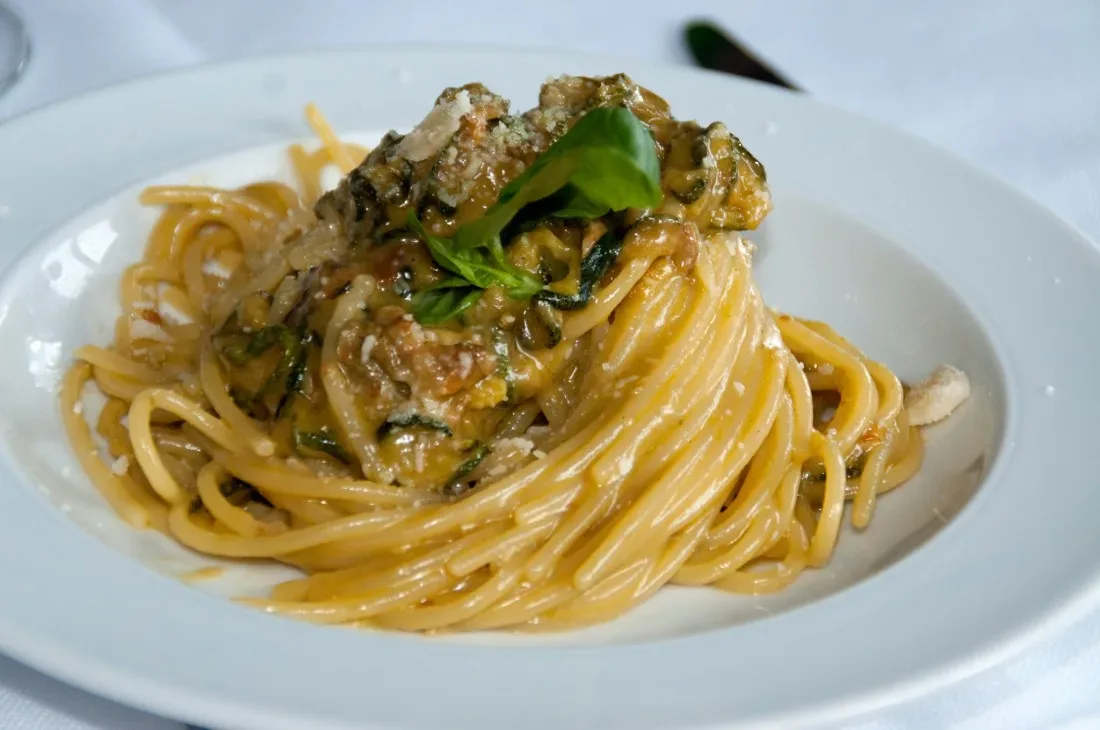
[410,277,484,324]
[377,413,453,441]
[444,442,491,496]
[409,107,661,323]
[293,426,351,463]
[491,327,515,403]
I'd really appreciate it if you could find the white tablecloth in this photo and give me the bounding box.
[1,1,1099,728]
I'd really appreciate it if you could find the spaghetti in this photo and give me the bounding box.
[61,74,966,631]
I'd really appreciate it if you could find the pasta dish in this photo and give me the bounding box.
[61,74,969,631]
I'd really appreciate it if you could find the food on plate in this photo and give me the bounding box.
[61,74,968,631]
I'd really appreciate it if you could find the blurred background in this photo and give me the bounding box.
[0,1,1098,728]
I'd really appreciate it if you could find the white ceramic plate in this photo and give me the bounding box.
[0,47,1096,730]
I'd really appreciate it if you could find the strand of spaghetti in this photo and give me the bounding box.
[304,103,358,174]
[240,567,454,624]
[513,483,579,525]
[663,344,788,535]
[288,143,321,204]
[522,477,619,582]
[633,510,716,600]
[619,296,755,494]
[715,512,809,594]
[371,559,527,631]
[167,498,415,557]
[807,431,847,567]
[699,390,793,551]
[455,582,578,631]
[60,363,148,527]
[598,259,685,372]
[212,450,441,506]
[675,504,781,586]
[785,350,815,460]
[240,181,306,216]
[208,254,292,328]
[674,404,792,583]
[301,525,509,601]
[560,256,653,340]
[140,186,278,222]
[590,250,747,486]
[776,315,878,455]
[557,510,719,626]
[457,523,620,630]
[129,388,247,503]
[194,462,274,538]
[880,426,924,492]
[142,207,188,263]
[852,425,897,528]
[576,428,718,591]
[526,557,652,630]
[321,275,390,482]
[554,244,725,455]
[866,359,904,426]
[74,346,177,384]
[169,205,257,265]
[447,518,558,577]
[123,261,182,290]
[198,343,276,457]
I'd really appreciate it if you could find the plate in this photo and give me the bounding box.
[0,46,1096,730]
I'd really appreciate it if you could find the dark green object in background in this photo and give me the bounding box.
[684,20,801,92]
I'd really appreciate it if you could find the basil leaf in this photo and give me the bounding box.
[455,107,661,248]
[409,107,659,323]
[408,214,541,297]
[410,278,483,324]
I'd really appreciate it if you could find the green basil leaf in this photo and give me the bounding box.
[409,107,658,320]
[408,212,542,304]
[410,278,483,324]
[455,107,661,248]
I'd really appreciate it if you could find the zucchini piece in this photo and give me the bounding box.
[377,413,453,441]
[665,169,708,203]
[492,327,516,403]
[444,442,491,496]
[293,425,352,463]
[534,231,623,311]
[219,326,313,418]
[516,300,563,350]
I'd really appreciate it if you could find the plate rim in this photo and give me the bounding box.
[0,44,1097,730]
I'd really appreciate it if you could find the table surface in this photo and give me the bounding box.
[1,1,1099,728]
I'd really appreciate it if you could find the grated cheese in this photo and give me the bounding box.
[157,300,194,326]
[395,89,472,162]
[904,364,971,426]
[202,258,233,279]
[130,318,172,342]
[496,437,534,455]
[110,455,130,476]
[360,335,377,364]
[457,351,473,377]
